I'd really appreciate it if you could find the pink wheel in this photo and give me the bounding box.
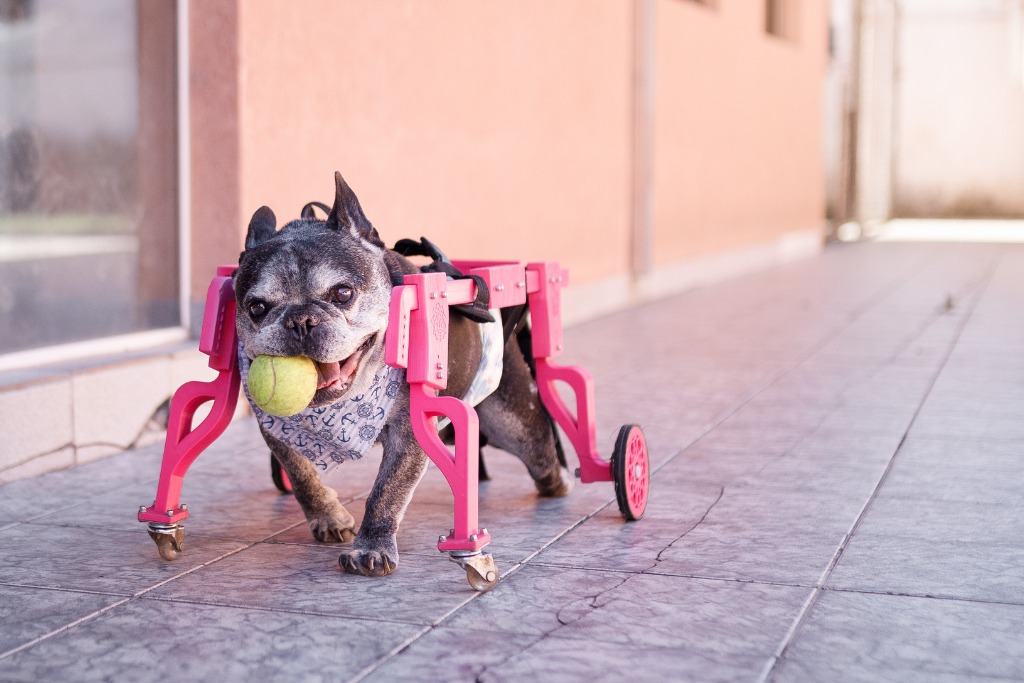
[612,424,648,521]
[270,455,293,494]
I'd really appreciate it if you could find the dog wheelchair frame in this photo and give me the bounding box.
[139,259,650,590]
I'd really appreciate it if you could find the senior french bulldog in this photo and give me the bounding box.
[234,172,572,577]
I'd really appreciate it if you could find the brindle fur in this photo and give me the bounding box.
[235,172,571,577]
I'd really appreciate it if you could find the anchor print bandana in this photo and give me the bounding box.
[237,313,503,476]
[238,345,404,475]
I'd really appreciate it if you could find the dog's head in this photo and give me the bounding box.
[235,172,395,408]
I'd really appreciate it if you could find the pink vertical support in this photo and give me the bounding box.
[527,262,613,484]
[138,266,242,524]
[387,271,491,552]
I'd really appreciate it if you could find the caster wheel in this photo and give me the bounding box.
[270,455,293,494]
[449,552,499,591]
[148,524,185,561]
[156,536,180,561]
[612,424,649,521]
[466,565,499,591]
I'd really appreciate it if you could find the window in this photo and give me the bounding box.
[0,0,179,356]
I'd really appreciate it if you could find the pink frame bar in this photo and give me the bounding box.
[138,266,241,525]
[525,262,612,484]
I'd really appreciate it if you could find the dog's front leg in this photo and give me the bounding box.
[263,431,357,543]
[338,416,427,577]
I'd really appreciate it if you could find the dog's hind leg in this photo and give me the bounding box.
[475,338,573,497]
[338,410,428,576]
[263,431,356,543]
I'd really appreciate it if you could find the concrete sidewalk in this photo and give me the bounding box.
[0,240,1022,682]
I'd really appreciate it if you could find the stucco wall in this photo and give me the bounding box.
[189,0,826,306]
[653,0,827,265]
[235,1,633,288]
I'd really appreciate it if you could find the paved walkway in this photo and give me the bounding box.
[1,240,1022,682]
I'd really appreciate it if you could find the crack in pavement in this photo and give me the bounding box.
[649,485,726,568]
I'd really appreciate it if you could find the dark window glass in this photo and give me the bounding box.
[0,0,178,355]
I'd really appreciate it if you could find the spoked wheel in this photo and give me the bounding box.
[612,424,649,521]
[270,455,293,494]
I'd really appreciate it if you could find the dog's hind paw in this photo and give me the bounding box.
[536,466,575,497]
[308,507,357,544]
[338,546,398,576]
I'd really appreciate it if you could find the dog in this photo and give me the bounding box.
[234,172,573,577]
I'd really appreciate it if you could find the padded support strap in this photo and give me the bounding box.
[394,236,495,323]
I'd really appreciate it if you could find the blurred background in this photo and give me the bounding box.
[1,0,1021,480]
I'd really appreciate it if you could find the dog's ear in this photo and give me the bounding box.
[325,171,384,248]
[245,206,277,250]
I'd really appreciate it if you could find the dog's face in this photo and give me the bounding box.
[235,173,392,408]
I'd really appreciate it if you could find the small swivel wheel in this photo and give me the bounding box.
[612,424,649,521]
[449,551,499,591]
[270,455,293,494]
[148,523,185,561]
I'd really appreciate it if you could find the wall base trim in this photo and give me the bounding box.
[562,227,822,325]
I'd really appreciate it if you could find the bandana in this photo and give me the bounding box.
[239,348,404,474]
[238,312,503,476]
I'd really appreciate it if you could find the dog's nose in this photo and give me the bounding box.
[284,309,321,340]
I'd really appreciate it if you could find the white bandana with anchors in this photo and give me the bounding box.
[237,312,503,476]
[238,346,404,474]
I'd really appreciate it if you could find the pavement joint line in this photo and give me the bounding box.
[530,560,814,589]
[346,625,435,683]
[0,596,134,663]
[0,582,129,598]
[0,518,319,663]
[140,594,429,627]
[348,587,489,683]
[7,444,287,529]
[758,250,1001,683]
[821,585,1024,609]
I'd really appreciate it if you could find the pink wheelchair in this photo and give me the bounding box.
[139,258,650,590]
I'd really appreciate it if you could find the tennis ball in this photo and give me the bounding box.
[248,355,318,417]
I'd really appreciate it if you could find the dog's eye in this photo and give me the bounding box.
[332,285,354,305]
[249,300,268,319]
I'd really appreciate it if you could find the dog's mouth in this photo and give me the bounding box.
[314,335,376,394]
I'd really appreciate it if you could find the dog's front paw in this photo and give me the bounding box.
[536,466,575,497]
[338,543,399,576]
[308,505,357,544]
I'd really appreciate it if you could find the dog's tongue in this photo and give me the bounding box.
[315,350,362,390]
[315,361,341,390]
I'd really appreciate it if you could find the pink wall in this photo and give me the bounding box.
[189,0,241,302]
[653,0,827,264]
[236,1,632,287]
[189,1,825,305]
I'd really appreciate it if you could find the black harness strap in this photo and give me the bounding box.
[300,201,332,219]
[393,237,495,324]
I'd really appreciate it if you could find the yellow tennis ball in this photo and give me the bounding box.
[248,355,318,417]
